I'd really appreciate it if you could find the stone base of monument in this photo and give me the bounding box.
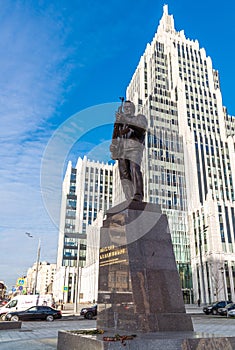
[97,200,193,332]
[57,329,235,350]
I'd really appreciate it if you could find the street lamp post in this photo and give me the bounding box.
[74,242,80,314]
[220,267,227,299]
[198,226,208,304]
[33,239,41,294]
[25,233,41,294]
[220,266,228,317]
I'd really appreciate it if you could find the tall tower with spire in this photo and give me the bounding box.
[126,5,235,303]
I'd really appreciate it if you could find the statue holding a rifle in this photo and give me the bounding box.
[110,99,147,202]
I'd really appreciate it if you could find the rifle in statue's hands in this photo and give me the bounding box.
[110,97,124,160]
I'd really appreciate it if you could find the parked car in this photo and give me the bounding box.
[0,294,54,320]
[5,305,62,322]
[228,309,235,317]
[80,304,97,319]
[218,303,235,316]
[203,301,232,315]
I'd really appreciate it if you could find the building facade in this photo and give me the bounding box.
[124,5,235,303]
[26,262,56,295]
[56,156,113,302]
[79,211,104,303]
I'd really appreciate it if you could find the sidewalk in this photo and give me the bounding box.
[61,302,92,317]
[185,304,204,314]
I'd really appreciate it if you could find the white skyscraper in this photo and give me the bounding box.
[56,156,113,303]
[57,156,113,268]
[124,5,235,303]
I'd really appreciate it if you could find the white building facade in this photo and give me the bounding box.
[79,211,104,303]
[124,5,235,303]
[26,262,56,295]
[56,156,113,303]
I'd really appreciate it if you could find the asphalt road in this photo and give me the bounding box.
[0,314,235,350]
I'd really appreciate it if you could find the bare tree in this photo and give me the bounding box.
[209,260,224,301]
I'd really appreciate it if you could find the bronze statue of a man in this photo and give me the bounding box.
[110,100,147,201]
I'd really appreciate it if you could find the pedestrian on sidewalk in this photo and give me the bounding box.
[197,298,201,307]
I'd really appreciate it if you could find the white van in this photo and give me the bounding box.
[0,294,53,320]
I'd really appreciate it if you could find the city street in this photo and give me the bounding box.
[1,312,235,350]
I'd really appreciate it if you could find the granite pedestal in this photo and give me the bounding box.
[97,200,193,332]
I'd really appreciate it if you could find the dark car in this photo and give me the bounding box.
[80,304,97,319]
[217,302,235,316]
[203,301,232,315]
[5,305,62,322]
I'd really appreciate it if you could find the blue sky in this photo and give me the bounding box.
[0,0,235,290]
